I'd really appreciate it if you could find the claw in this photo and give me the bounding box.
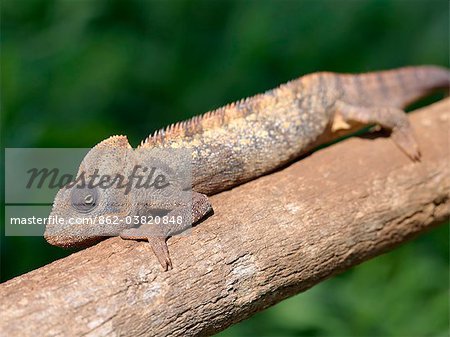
[147,236,172,271]
[391,126,421,162]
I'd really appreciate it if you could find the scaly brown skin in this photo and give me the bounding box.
[45,65,450,270]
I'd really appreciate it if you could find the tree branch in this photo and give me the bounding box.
[1,99,449,337]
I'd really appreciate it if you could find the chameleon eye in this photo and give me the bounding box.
[84,194,94,204]
[71,187,98,213]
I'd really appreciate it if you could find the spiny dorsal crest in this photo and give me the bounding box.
[139,94,265,147]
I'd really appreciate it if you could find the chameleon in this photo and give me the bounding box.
[45,65,450,270]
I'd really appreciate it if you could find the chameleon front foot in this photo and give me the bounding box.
[119,193,212,271]
[120,226,172,271]
[147,236,172,271]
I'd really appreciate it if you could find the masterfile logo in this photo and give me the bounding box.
[26,165,171,195]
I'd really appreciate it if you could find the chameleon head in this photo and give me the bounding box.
[44,135,135,247]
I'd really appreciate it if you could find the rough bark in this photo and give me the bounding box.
[1,99,449,337]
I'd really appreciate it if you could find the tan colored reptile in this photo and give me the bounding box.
[45,65,449,270]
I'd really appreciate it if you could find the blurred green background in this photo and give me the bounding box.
[1,0,449,336]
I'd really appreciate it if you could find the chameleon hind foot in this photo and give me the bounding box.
[334,100,421,161]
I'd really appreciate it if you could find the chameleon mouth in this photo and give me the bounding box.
[44,231,103,248]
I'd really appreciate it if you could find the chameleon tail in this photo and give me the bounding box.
[357,65,450,109]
